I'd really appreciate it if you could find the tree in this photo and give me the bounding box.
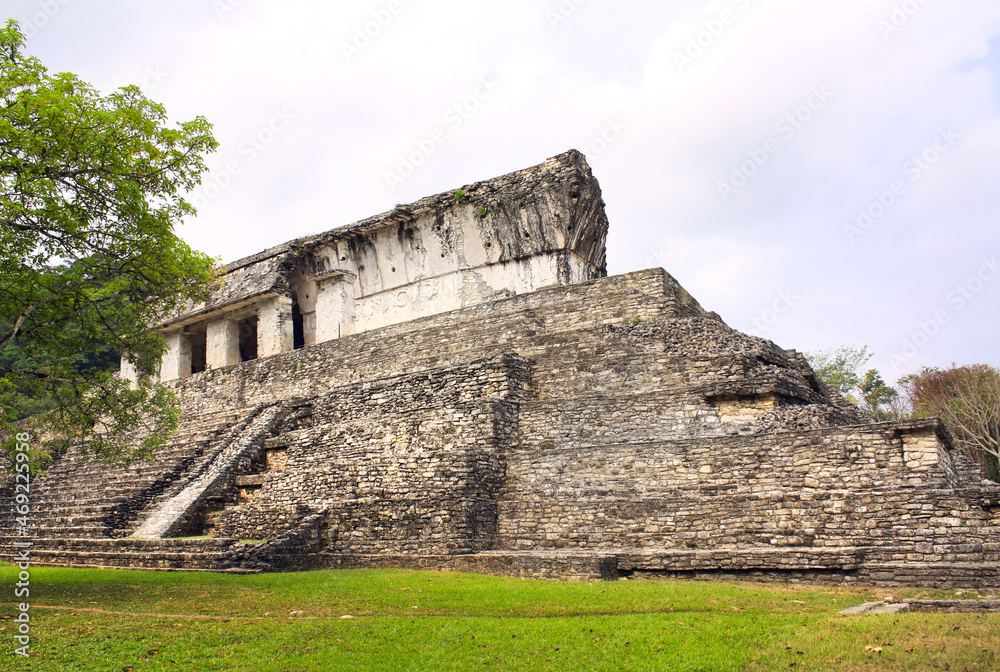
[0,20,218,465]
[806,345,903,420]
[858,368,905,422]
[905,365,1000,482]
[807,345,874,397]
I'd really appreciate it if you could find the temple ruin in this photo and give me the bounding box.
[2,150,998,586]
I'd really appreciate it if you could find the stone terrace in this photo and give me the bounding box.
[2,150,998,586]
[3,267,997,586]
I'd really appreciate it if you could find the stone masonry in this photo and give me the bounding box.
[1,151,998,585]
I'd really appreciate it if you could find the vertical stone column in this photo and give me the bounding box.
[160,332,192,382]
[900,426,954,487]
[119,353,157,386]
[206,318,240,370]
[258,296,294,358]
[118,356,162,389]
[315,277,355,343]
[120,355,138,385]
[302,311,317,347]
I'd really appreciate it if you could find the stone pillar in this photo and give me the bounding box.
[160,332,192,382]
[120,352,159,387]
[302,310,317,347]
[258,296,294,358]
[120,355,137,385]
[206,318,240,370]
[315,278,355,343]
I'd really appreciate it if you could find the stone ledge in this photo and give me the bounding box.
[842,599,1000,615]
[309,550,1000,588]
[905,599,1000,613]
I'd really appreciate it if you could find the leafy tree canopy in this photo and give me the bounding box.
[805,345,902,420]
[808,345,999,480]
[905,364,1000,482]
[0,20,218,465]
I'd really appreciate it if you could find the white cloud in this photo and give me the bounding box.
[6,0,1000,378]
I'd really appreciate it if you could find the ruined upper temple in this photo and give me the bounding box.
[134,150,609,382]
[5,151,999,586]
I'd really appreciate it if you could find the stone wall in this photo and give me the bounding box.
[144,150,611,383]
[162,267,701,412]
[10,147,999,586]
[214,355,531,554]
[500,420,999,561]
[5,265,999,587]
[156,267,996,577]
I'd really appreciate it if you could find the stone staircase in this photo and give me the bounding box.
[0,407,253,568]
[23,537,264,572]
[132,403,289,538]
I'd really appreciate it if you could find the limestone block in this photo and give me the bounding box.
[315,277,355,342]
[207,319,240,369]
[258,296,294,358]
[902,430,943,470]
[119,352,157,386]
[161,332,192,382]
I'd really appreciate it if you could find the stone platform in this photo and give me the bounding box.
[2,152,998,588]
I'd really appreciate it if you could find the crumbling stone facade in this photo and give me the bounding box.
[2,151,998,586]
[131,150,608,383]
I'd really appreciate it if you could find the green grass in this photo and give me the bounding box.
[0,565,997,671]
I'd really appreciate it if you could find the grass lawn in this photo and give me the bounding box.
[1,564,997,671]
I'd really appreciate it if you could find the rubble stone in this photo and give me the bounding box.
[2,151,998,586]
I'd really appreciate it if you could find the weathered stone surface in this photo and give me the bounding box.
[144,150,609,382]
[904,599,1000,613]
[842,599,1000,614]
[2,151,999,587]
[133,403,289,538]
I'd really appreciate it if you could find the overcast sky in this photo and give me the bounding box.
[9,0,999,381]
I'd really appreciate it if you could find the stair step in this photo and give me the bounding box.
[17,408,255,540]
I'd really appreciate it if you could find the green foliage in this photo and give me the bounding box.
[630,314,642,325]
[858,368,902,421]
[2,566,996,671]
[0,20,217,465]
[806,345,873,398]
[806,348,1000,478]
[806,346,905,421]
[905,364,1000,480]
[478,205,488,217]
[452,189,466,201]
